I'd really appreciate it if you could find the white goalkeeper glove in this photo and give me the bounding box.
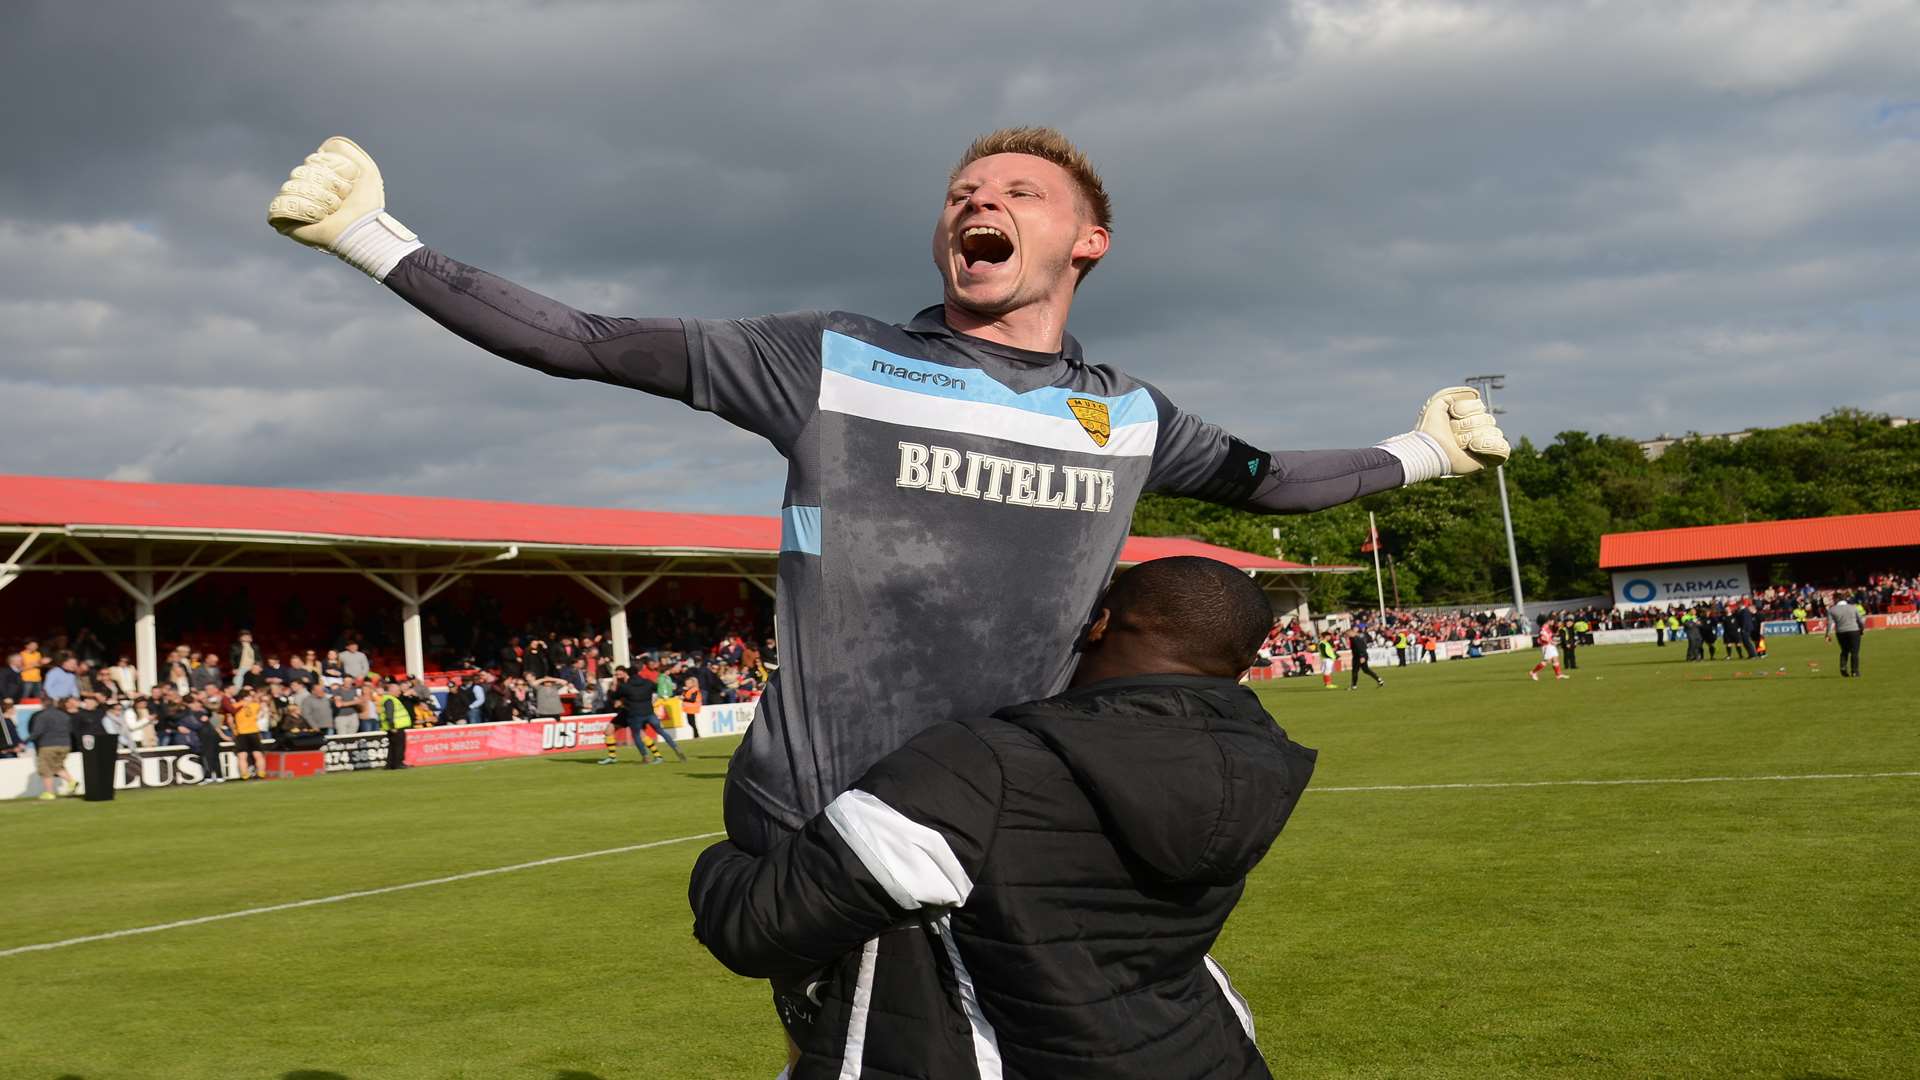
[267,136,422,281]
[1375,386,1511,483]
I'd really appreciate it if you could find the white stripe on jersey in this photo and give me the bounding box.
[820,368,1157,458]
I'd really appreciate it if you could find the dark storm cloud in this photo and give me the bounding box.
[3,0,1917,513]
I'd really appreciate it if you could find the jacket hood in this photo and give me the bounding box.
[993,675,1316,886]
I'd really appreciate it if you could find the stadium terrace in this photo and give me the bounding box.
[0,473,1361,694]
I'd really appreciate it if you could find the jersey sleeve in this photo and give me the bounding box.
[682,312,829,455]
[385,249,824,452]
[1143,383,1407,513]
[687,721,1003,979]
[385,249,693,399]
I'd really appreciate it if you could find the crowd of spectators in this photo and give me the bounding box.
[1256,606,1525,676]
[1241,572,1917,678]
[1600,573,1917,627]
[1,607,777,789]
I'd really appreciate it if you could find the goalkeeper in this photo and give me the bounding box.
[269,128,1510,1052]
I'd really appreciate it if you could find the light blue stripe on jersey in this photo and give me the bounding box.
[781,505,822,555]
[822,331,1157,427]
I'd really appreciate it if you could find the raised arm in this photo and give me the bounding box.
[267,137,824,451]
[689,722,1002,978]
[386,250,691,398]
[268,136,689,396]
[1145,385,1511,513]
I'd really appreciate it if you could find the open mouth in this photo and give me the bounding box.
[960,225,1015,271]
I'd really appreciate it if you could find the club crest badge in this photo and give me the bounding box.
[1066,397,1111,447]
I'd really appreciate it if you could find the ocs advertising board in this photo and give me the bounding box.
[1611,563,1751,610]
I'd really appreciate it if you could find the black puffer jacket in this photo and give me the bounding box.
[691,674,1317,1079]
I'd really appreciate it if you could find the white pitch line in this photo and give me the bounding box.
[1313,771,1920,793]
[0,830,724,961]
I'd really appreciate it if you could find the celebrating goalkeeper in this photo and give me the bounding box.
[268,128,1511,1067]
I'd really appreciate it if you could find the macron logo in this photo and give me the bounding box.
[872,359,967,391]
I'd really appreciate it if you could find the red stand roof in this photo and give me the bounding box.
[1599,509,1920,570]
[0,474,1330,572]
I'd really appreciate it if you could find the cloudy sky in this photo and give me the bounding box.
[3,0,1916,514]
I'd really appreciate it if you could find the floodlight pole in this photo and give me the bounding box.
[1465,374,1528,631]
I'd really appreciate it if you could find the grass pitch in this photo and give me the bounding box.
[4,633,1916,1079]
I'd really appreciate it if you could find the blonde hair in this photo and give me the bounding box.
[951,126,1112,233]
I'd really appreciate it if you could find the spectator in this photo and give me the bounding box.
[42,656,80,704]
[498,637,525,678]
[181,698,226,785]
[230,630,259,689]
[531,676,568,720]
[438,676,469,726]
[73,660,105,697]
[107,656,138,698]
[0,654,24,703]
[503,677,534,721]
[190,657,223,692]
[467,674,492,726]
[524,638,551,680]
[29,696,78,799]
[339,640,371,681]
[357,675,384,733]
[119,697,158,751]
[330,679,363,738]
[1,700,24,759]
[479,675,518,724]
[20,640,44,701]
[297,679,335,735]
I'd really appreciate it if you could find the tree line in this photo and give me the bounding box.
[1131,410,1920,609]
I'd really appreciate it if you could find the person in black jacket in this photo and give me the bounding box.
[690,557,1315,1079]
[1347,624,1385,689]
[0,699,24,758]
[71,693,119,801]
[0,656,25,705]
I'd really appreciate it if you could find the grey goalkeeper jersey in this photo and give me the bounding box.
[387,249,1404,827]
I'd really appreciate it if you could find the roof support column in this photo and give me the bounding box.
[609,605,632,672]
[133,544,158,693]
[333,550,473,678]
[400,570,424,680]
[559,560,677,671]
[67,539,165,692]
